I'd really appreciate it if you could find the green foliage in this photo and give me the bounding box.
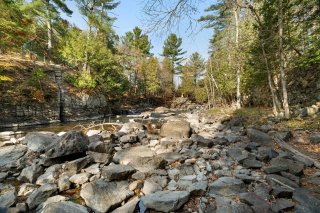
[28,68,46,88]
[122,27,152,55]
[194,86,207,103]
[76,70,96,88]
[162,33,186,75]
[0,0,33,51]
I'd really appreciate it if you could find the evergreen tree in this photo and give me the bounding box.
[162,33,186,85]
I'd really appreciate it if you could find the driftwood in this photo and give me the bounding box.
[273,136,320,169]
[270,178,295,190]
[73,121,123,133]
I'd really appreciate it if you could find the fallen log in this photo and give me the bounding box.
[273,136,320,169]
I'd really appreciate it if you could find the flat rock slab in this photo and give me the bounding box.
[141,191,190,212]
[113,146,154,164]
[0,184,16,208]
[80,180,133,213]
[40,201,88,213]
[160,119,191,139]
[209,177,246,196]
[270,157,304,176]
[45,131,89,159]
[128,156,166,173]
[0,145,27,171]
[101,164,135,181]
[239,192,271,213]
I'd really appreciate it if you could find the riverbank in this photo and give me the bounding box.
[1,106,320,212]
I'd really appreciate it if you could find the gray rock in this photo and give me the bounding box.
[101,164,135,181]
[158,152,182,163]
[119,134,138,143]
[36,169,60,186]
[80,180,133,213]
[215,197,253,213]
[264,165,288,174]
[24,132,58,153]
[266,174,299,189]
[119,122,145,134]
[0,172,8,182]
[0,184,16,208]
[26,184,58,209]
[242,158,264,169]
[18,183,37,196]
[271,198,294,212]
[254,183,271,200]
[18,162,44,183]
[142,176,168,195]
[270,157,304,176]
[275,131,292,142]
[84,163,100,175]
[69,173,90,185]
[257,147,278,161]
[271,186,293,199]
[111,197,139,213]
[88,141,113,154]
[128,156,166,173]
[293,188,320,213]
[113,146,154,164]
[63,156,92,176]
[40,201,88,213]
[58,175,71,192]
[141,191,190,212]
[0,145,27,171]
[45,131,89,159]
[209,177,246,196]
[37,195,68,212]
[160,119,191,139]
[239,192,271,213]
[309,133,320,144]
[191,134,213,147]
[247,128,273,146]
[87,151,112,164]
[154,107,170,113]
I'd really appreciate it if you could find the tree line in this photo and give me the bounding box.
[1,0,319,117]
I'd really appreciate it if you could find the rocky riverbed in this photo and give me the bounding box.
[1,106,320,213]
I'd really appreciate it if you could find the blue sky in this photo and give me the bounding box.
[62,0,213,60]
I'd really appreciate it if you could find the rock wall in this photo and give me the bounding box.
[0,65,110,128]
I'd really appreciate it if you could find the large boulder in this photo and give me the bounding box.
[209,177,246,196]
[80,180,133,213]
[0,184,16,208]
[0,145,27,171]
[40,201,88,213]
[24,132,58,153]
[44,131,89,159]
[247,128,273,146]
[26,184,58,209]
[113,146,154,164]
[160,119,191,139]
[141,191,190,212]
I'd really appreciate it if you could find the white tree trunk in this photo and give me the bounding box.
[234,8,241,109]
[279,0,290,118]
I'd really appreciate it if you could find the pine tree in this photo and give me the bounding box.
[162,33,186,85]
